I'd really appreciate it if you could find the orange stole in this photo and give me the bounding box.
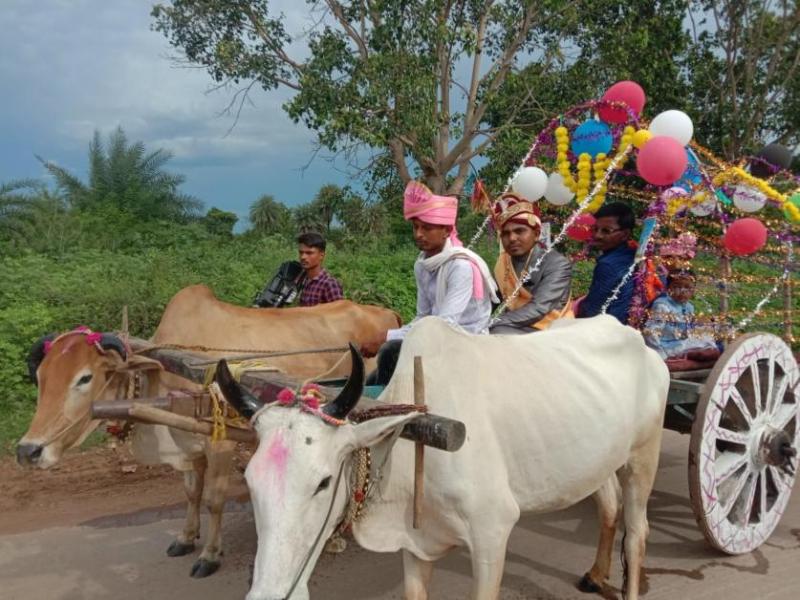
[493,252,573,330]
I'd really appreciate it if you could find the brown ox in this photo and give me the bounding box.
[16,285,401,578]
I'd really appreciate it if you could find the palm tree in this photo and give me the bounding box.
[38,127,201,221]
[0,179,42,239]
[249,194,291,234]
[313,184,346,232]
[293,203,325,234]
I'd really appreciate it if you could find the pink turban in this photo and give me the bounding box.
[403,181,462,246]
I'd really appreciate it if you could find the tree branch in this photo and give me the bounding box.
[388,138,411,183]
[325,0,370,60]
[242,5,305,77]
[443,1,539,173]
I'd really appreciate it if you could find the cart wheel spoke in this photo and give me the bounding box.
[765,356,777,415]
[715,426,749,445]
[768,465,790,496]
[759,470,768,520]
[772,402,798,432]
[722,469,754,522]
[749,363,763,416]
[727,387,754,427]
[716,451,749,486]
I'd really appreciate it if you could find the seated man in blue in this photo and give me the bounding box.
[644,269,719,361]
[576,202,636,324]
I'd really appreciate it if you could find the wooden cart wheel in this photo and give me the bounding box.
[688,333,799,554]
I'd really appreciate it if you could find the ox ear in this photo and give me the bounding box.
[213,359,265,420]
[27,333,56,386]
[347,412,420,451]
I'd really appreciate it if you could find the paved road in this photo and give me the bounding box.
[1,431,799,599]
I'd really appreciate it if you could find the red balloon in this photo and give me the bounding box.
[566,213,596,242]
[598,81,646,124]
[637,136,688,186]
[723,218,767,256]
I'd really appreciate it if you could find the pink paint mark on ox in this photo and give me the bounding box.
[252,431,291,500]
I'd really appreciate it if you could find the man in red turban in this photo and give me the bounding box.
[490,193,573,334]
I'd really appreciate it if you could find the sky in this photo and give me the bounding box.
[0,0,352,227]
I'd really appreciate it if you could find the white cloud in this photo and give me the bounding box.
[0,0,322,166]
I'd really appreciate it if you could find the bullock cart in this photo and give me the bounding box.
[663,332,798,555]
[92,334,798,558]
[91,337,466,453]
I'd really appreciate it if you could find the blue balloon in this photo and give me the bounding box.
[676,148,703,191]
[570,120,613,158]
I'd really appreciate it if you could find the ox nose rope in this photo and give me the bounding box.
[38,371,121,449]
[282,461,346,599]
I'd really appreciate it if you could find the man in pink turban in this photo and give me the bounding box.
[361,181,498,385]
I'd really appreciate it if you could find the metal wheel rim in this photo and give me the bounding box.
[688,333,799,554]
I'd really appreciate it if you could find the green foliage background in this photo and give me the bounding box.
[0,231,427,451]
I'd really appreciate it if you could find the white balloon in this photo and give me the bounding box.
[544,172,574,206]
[649,110,694,146]
[732,184,766,213]
[511,166,548,201]
[689,192,716,217]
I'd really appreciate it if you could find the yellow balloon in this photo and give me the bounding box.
[632,129,653,149]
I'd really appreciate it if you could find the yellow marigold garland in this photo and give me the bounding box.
[555,124,635,213]
[713,166,800,223]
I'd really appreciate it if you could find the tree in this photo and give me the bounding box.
[203,207,239,236]
[152,1,574,195]
[39,127,202,221]
[686,0,800,159]
[0,179,40,240]
[338,194,387,235]
[249,194,291,234]
[293,203,325,234]
[312,184,347,233]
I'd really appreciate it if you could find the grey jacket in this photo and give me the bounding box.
[491,246,573,329]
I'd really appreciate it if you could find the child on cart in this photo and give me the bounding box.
[644,269,720,369]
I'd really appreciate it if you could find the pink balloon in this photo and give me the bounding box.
[637,136,689,186]
[724,218,767,256]
[598,81,646,124]
[566,213,596,242]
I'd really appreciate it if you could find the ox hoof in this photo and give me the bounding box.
[577,573,602,594]
[190,558,220,578]
[166,540,196,557]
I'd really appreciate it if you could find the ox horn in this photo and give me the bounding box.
[322,343,364,420]
[27,333,56,385]
[213,359,265,420]
[99,333,128,360]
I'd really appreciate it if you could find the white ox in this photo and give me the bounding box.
[16,285,400,578]
[215,315,669,600]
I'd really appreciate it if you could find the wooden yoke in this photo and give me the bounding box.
[116,337,466,453]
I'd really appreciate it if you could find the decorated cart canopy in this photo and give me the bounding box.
[468,79,798,347]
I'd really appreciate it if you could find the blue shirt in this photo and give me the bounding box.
[577,244,636,324]
[644,295,717,359]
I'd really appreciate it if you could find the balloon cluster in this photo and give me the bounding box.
[499,79,798,254]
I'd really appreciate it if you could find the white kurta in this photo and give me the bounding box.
[387,259,492,340]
